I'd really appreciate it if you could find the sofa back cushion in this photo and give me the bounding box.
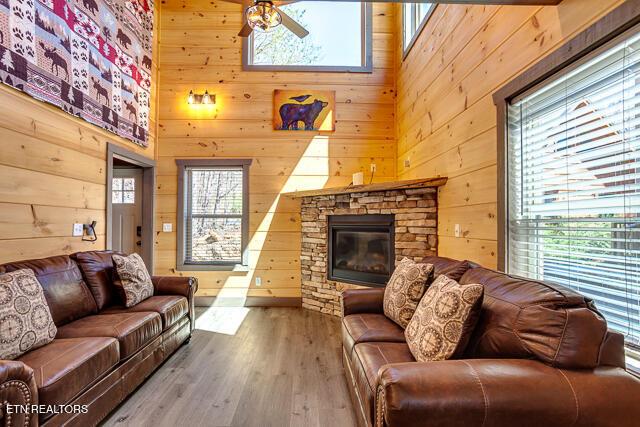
[422,256,475,282]
[0,256,97,326]
[71,251,125,310]
[460,267,608,369]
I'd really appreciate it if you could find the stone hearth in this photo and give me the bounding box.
[287,179,446,316]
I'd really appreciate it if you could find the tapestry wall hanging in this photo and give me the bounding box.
[0,0,154,147]
[273,89,335,131]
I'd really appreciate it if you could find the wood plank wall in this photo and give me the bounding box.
[0,10,160,264]
[395,0,623,268]
[156,0,396,300]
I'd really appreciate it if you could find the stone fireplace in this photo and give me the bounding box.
[286,178,447,316]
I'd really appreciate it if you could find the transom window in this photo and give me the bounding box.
[243,1,372,72]
[112,178,135,204]
[506,29,640,364]
[402,3,435,57]
[176,160,251,269]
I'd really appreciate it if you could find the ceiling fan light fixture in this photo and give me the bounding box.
[246,1,282,32]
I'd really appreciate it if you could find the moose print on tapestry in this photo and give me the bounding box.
[273,89,335,131]
[0,0,154,147]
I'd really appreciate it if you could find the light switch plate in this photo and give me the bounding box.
[162,223,173,233]
[454,224,461,238]
[255,277,262,286]
[73,223,84,237]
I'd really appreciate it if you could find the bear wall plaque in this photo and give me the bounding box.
[273,89,335,131]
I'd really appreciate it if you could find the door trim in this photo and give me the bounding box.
[107,143,156,271]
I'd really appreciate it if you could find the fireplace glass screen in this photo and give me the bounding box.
[328,215,394,287]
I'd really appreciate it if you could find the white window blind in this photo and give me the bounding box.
[507,30,640,351]
[184,167,244,265]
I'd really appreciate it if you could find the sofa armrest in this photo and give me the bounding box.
[376,359,640,427]
[152,276,198,298]
[0,360,38,427]
[341,288,385,316]
[152,276,198,333]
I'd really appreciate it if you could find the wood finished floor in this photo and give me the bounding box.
[101,307,356,427]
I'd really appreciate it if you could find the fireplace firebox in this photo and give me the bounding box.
[327,215,395,287]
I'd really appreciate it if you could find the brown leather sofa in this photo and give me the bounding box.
[0,251,197,427]
[342,256,640,427]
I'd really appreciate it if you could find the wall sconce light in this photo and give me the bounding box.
[188,90,215,105]
[82,221,98,242]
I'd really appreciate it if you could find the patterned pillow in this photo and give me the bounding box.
[383,258,434,328]
[112,253,154,308]
[0,269,57,360]
[405,275,484,362]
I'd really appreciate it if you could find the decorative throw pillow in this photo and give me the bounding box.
[0,269,57,360]
[112,253,154,308]
[383,258,434,328]
[405,275,484,362]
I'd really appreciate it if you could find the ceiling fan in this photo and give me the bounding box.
[223,0,310,39]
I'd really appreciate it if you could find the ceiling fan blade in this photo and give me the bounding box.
[238,22,254,37]
[274,6,309,38]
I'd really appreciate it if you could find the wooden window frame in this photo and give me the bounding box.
[493,0,640,272]
[176,159,252,271]
[242,3,373,73]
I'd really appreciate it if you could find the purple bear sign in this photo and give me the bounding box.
[273,89,335,131]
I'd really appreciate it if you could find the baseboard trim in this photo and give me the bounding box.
[195,296,302,307]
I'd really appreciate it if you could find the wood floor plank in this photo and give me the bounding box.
[101,307,356,427]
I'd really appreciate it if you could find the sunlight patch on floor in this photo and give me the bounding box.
[195,305,251,335]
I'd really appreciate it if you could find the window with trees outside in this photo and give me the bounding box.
[243,1,372,72]
[176,160,252,270]
[506,29,640,370]
[402,3,435,57]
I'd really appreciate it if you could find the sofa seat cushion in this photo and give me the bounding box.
[18,337,119,412]
[55,312,162,359]
[342,313,405,355]
[351,342,415,424]
[102,296,188,330]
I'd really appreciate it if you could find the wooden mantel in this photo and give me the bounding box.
[283,177,447,198]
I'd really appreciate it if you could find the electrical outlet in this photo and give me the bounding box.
[162,223,173,233]
[454,224,461,238]
[404,158,411,168]
[370,163,377,173]
[255,277,262,286]
[73,223,84,237]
